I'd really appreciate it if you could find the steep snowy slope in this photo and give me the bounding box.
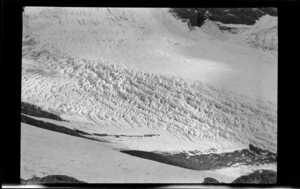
[243,15,278,51]
[21,123,230,183]
[23,7,277,103]
[21,7,277,182]
[21,123,276,183]
[22,7,277,153]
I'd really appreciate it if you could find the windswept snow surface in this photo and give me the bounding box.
[22,7,277,182]
[23,122,255,183]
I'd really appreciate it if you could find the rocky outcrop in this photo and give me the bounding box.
[21,114,108,143]
[21,175,87,184]
[232,169,277,184]
[121,145,276,171]
[21,114,83,138]
[202,177,220,184]
[202,169,276,184]
[21,102,65,121]
[170,8,277,27]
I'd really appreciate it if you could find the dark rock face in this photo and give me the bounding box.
[121,145,276,171]
[249,144,265,154]
[21,114,82,138]
[21,114,108,143]
[202,169,276,184]
[203,177,220,183]
[21,102,65,121]
[21,175,87,184]
[206,8,277,25]
[232,169,277,184]
[170,8,277,27]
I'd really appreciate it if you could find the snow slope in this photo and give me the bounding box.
[23,7,277,103]
[22,52,277,153]
[21,123,276,183]
[22,7,277,153]
[216,15,278,52]
[244,15,278,51]
[20,123,230,183]
[21,7,277,182]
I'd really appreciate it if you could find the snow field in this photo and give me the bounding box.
[23,7,278,103]
[22,47,277,153]
[21,7,278,182]
[22,122,242,183]
[21,122,276,183]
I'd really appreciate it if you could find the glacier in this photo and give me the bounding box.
[21,7,277,182]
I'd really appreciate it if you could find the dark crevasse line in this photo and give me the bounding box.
[21,114,109,143]
[121,147,276,171]
[22,33,278,153]
[92,133,160,138]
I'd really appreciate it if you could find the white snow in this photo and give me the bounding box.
[23,7,278,103]
[22,122,243,183]
[21,58,277,154]
[200,20,228,41]
[21,7,277,182]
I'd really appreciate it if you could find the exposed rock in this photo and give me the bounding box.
[170,8,277,27]
[206,8,277,25]
[202,177,220,183]
[232,169,277,184]
[74,129,91,135]
[21,114,108,143]
[121,146,276,171]
[21,114,82,138]
[249,144,264,154]
[21,175,87,184]
[92,133,159,138]
[21,102,65,121]
[202,169,276,184]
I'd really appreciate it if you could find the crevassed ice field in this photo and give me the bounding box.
[21,7,277,183]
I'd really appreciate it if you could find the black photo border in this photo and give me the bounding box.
[1,0,300,188]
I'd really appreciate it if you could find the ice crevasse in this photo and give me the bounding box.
[22,7,277,154]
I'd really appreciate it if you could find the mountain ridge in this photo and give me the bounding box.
[170,8,277,27]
